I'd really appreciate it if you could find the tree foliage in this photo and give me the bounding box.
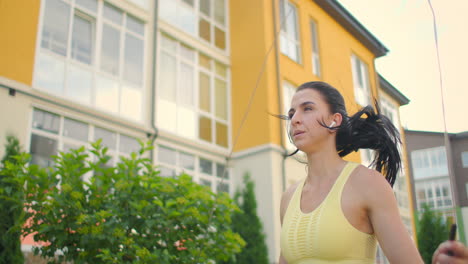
[0,135,25,264]
[5,141,245,263]
[227,173,269,264]
[416,204,448,264]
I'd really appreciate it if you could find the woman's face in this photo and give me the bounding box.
[288,88,334,152]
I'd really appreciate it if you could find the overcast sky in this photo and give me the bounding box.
[337,0,468,133]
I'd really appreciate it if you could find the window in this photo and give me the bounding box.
[156,145,230,193]
[30,108,140,168]
[156,34,229,148]
[351,54,371,106]
[34,0,146,121]
[309,19,321,77]
[415,180,453,211]
[282,81,296,151]
[159,0,227,51]
[280,0,300,62]
[411,147,448,179]
[462,151,468,168]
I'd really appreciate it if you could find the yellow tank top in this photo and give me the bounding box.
[280,162,376,264]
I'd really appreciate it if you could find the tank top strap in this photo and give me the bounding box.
[330,162,360,198]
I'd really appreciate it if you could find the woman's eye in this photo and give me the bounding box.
[304,107,313,111]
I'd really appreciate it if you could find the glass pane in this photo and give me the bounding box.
[179,3,196,35]
[156,99,177,132]
[35,53,65,94]
[159,166,176,177]
[41,0,70,56]
[199,116,212,142]
[199,72,211,112]
[215,79,227,120]
[216,163,227,178]
[182,0,194,6]
[159,52,176,101]
[158,146,176,164]
[177,106,196,139]
[179,63,194,106]
[180,152,195,170]
[215,62,227,78]
[32,109,60,134]
[214,0,225,25]
[30,134,58,167]
[216,182,229,193]
[126,15,145,36]
[71,15,93,64]
[120,85,142,121]
[101,24,120,75]
[161,35,176,52]
[66,64,92,103]
[103,2,123,25]
[216,121,228,147]
[95,75,119,113]
[94,127,117,150]
[200,0,210,17]
[200,178,212,188]
[120,135,140,154]
[199,158,212,174]
[214,27,225,50]
[159,0,178,27]
[63,118,88,141]
[199,18,211,42]
[76,0,97,12]
[180,45,195,61]
[199,53,211,69]
[124,33,144,86]
[286,3,298,40]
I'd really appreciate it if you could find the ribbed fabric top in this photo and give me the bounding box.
[280,162,376,264]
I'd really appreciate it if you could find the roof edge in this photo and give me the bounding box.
[313,0,389,57]
[378,74,410,105]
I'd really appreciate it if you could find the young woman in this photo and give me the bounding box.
[278,81,424,263]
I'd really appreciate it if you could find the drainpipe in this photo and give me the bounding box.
[272,0,288,192]
[149,0,160,163]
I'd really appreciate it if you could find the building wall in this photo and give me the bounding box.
[0,0,40,86]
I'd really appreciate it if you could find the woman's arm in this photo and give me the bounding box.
[365,170,424,264]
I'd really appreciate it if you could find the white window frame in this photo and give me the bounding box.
[30,108,141,171]
[351,54,371,107]
[156,143,232,194]
[282,81,297,151]
[279,0,301,63]
[33,0,148,122]
[158,0,229,52]
[309,18,321,77]
[156,32,231,149]
[411,147,449,179]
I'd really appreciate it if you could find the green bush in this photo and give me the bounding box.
[0,135,25,264]
[6,141,244,263]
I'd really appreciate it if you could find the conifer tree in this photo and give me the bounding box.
[229,173,269,264]
[417,204,448,264]
[0,135,24,264]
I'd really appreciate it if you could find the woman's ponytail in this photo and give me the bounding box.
[334,103,401,186]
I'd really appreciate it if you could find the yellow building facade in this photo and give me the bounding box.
[0,0,416,262]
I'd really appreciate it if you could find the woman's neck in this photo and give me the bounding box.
[305,148,346,184]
